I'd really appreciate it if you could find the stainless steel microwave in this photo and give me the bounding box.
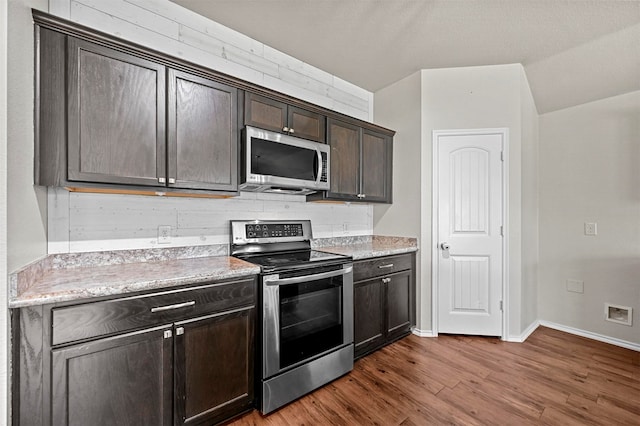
[240,126,330,195]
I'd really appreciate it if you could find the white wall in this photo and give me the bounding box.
[372,64,538,338]
[373,71,423,326]
[421,64,527,339]
[520,70,539,332]
[1,0,9,421]
[7,0,49,273]
[538,91,640,344]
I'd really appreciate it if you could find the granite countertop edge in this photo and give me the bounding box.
[10,235,418,308]
[9,256,261,309]
[320,244,418,260]
[315,235,419,260]
[9,266,260,309]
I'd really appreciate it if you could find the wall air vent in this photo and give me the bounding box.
[605,303,632,326]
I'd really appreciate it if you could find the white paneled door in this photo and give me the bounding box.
[435,130,505,336]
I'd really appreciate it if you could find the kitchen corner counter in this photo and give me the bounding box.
[313,235,418,260]
[9,246,260,308]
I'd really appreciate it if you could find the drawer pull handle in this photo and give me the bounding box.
[151,301,196,313]
[378,264,394,269]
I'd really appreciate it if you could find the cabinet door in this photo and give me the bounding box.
[361,129,392,203]
[287,106,326,142]
[168,70,238,191]
[174,306,255,426]
[244,93,287,133]
[51,325,173,426]
[354,278,385,359]
[385,271,412,342]
[67,38,166,187]
[327,118,361,200]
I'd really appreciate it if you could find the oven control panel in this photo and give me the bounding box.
[246,223,304,239]
[231,220,312,247]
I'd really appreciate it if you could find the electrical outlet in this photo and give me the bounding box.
[158,225,172,244]
[584,222,597,236]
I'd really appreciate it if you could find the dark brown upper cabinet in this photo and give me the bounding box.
[36,28,238,195]
[309,118,393,203]
[33,11,395,199]
[66,38,167,187]
[168,70,238,192]
[244,92,326,142]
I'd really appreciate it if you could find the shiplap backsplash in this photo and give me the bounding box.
[48,0,373,121]
[48,189,373,254]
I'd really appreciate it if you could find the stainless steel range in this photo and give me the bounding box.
[230,220,353,414]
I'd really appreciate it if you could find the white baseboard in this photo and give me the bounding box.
[506,320,540,343]
[412,321,639,352]
[411,327,436,337]
[539,320,640,352]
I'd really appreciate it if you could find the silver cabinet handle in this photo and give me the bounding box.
[265,266,353,286]
[289,128,295,134]
[378,264,394,269]
[382,278,391,284]
[440,242,450,250]
[283,126,289,132]
[158,177,166,184]
[175,327,184,336]
[168,178,176,184]
[150,301,195,313]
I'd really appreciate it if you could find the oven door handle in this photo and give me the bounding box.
[264,266,353,286]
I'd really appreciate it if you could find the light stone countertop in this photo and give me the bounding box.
[10,247,260,308]
[314,235,418,260]
[10,235,418,308]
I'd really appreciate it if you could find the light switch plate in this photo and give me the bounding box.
[584,222,597,236]
[566,279,584,293]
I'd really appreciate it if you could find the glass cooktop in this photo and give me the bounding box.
[236,249,350,273]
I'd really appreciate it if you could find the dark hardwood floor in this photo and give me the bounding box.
[228,326,640,425]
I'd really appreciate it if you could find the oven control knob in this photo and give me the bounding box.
[263,231,268,237]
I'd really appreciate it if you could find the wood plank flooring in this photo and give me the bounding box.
[228,326,640,425]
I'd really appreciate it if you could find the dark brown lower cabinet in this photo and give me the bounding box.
[174,307,254,426]
[51,325,173,426]
[353,254,415,359]
[14,277,256,426]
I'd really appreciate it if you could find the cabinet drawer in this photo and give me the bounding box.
[52,278,256,346]
[353,254,413,282]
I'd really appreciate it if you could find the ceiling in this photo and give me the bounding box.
[173,0,640,113]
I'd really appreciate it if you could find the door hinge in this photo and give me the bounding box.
[500,225,504,236]
[499,300,503,311]
[500,151,504,161]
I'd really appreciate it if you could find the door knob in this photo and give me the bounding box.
[440,242,450,250]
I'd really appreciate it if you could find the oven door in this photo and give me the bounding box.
[262,263,353,379]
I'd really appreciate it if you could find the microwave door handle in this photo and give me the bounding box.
[316,149,322,184]
[264,266,353,286]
